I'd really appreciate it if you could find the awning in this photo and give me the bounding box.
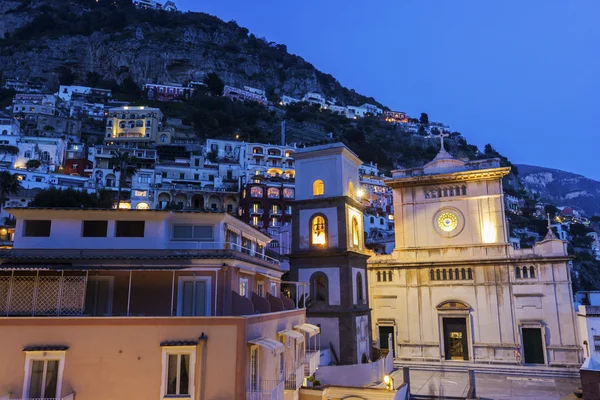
[294,323,321,337]
[248,337,284,355]
[279,329,305,343]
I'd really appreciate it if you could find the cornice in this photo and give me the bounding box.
[385,167,511,188]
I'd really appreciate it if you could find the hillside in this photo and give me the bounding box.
[517,164,600,217]
[0,0,381,107]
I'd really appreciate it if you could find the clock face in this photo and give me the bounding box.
[437,212,459,232]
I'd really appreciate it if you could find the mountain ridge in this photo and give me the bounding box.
[517,164,600,217]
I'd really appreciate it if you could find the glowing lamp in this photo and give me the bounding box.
[356,188,365,199]
[482,223,496,244]
[383,375,394,390]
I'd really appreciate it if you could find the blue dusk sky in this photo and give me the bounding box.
[176,0,600,180]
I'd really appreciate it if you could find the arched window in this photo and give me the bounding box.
[377,271,381,282]
[467,268,473,280]
[313,180,324,196]
[449,187,454,196]
[388,271,392,282]
[522,266,528,278]
[348,180,354,198]
[370,216,375,223]
[436,270,441,280]
[356,272,363,303]
[311,215,327,246]
[449,269,454,280]
[461,268,466,280]
[135,120,143,127]
[382,271,387,282]
[442,269,447,280]
[455,268,459,280]
[160,134,167,143]
[529,266,536,278]
[443,188,448,197]
[515,266,521,279]
[352,217,359,246]
[461,185,467,195]
[310,272,329,303]
[1,130,7,135]
[430,270,435,280]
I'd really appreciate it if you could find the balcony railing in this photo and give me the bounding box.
[247,380,284,400]
[0,275,86,316]
[269,222,282,228]
[305,350,320,377]
[251,221,265,228]
[165,241,279,265]
[284,364,305,391]
[269,209,282,216]
[250,208,264,215]
[2,393,75,400]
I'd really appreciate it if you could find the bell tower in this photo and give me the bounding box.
[290,143,373,365]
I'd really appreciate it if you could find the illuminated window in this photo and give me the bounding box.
[267,187,280,198]
[250,186,263,197]
[311,215,327,246]
[283,188,294,198]
[352,216,359,246]
[313,180,324,196]
[348,180,354,198]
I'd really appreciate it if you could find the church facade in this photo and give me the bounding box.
[369,147,581,367]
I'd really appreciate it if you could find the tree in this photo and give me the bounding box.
[111,150,139,209]
[0,171,22,215]
[419,112,429,126]
[203,72,224,96]
[30,188,113,208]
[544,204,558,219]
[25,159,41,170]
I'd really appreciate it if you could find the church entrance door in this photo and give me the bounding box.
[522,328,545,364]
[443,318,468,361]
[379,326,395,355]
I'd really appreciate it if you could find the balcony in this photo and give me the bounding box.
[305,350,320,377]
[247,380,284,400]
[284,364,305,391]
[269,209,282,217]
[250,208,264,216]
[269,222,282,228]
[252,221,264,228]
[3,395,75,400]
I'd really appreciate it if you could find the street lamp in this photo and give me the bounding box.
[383,375,394,391]
[356,188,365,199]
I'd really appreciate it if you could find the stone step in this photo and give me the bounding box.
[394,361,581,378]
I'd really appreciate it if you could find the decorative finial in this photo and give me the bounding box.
[544,213,558,240]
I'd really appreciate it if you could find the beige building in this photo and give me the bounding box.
[0,208,319,400]
[105,106,173,145]
[369,146,581,368]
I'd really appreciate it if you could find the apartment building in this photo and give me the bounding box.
[104,106,173,145]
[56,85,112,102]
[92,145,158,210]
[144,83,194,101]
[223,85,268,105]
[0,208,318,400]
[13,136,66,172]
[154,151,240,213]
[12,94,57,116]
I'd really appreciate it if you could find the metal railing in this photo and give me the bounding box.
[284,364,305,391]
[2,394,74,400]
[166,241,280,265]
[305,350,320,377]
[247,380,284,400]
[250,208,264,215]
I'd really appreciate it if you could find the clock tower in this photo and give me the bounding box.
[289,143,373,365]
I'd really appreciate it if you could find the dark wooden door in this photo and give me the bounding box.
[523,328,545,364]
[379,326,395,355]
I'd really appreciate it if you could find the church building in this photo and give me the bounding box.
[289,143,373,365]
[369,142,581,367]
